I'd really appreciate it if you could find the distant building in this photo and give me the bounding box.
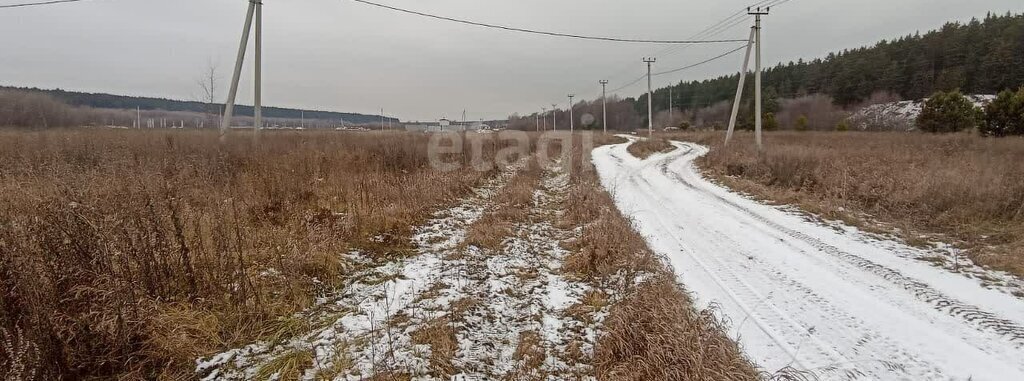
[403,118,486,133]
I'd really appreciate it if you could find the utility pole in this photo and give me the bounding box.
[643,57,656,136]
[535,113,539,131]
[253,0,262,138]
[380,108,385,131]
[567,94,575,132]
[750,6,769,151]
[669,86,673,124]
[136,106,141,129]
[600,80,608,133]
[220,0,258,142]
[551,103,558,131]
[541,107,547,131]
[726,25,757,146]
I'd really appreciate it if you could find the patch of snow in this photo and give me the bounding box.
[850,95,995,131]
[592,136,1024,379]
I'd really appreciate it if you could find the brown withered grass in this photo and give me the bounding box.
[670,130,1024,277]
[561,133,759,381]
[626,137,675,160]
[464,156,543,249]
[0,128,507,380]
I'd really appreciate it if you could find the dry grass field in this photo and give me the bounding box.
[0,129,758,380]
[561,135,759,380]
[625,136,675,159]
[0,129,508,379]
[670,131,1024,278]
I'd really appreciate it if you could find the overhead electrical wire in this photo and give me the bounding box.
[600,0,796,96]
[605,43,748,94]
[653,44,749,76]
[348,0,749,44]
[0,0,86,9]
[597,0,773,87]
[654,0,787,60]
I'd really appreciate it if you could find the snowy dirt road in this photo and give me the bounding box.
[593,137,1024,380]
[196,162,600,380]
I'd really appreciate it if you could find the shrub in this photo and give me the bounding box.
[835,119,850,131]
[764,112,779,131]
[916,90,981,133]
[776,94,848,131]
[981,87,1024,137]
[795,115,809,131]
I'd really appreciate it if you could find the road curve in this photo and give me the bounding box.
[592,137,1024,380]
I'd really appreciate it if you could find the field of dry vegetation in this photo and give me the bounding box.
[561,135,758,380]
[671,131,1024,278]
[625,137,676,160]
[0,129,506,379]
[0,129,758,380]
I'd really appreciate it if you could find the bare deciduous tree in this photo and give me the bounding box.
[196,59,220,128]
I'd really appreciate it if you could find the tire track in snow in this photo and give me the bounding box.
[447,164,594,380]
[659,143,1024,344]
[593,137,1024,380]
[195,168,519,380]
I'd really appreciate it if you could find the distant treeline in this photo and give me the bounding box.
[0,86,394,125]
[635,12,1024,115]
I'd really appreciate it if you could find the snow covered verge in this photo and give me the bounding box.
[594,136,1024,380]
[849,94,994,131]
[193,160,605,380]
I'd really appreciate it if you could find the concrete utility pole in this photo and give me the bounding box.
[541,107,547,131]
[136,106,141,129]
[751,6,769,151]
[643,57,656,136]
[669,86,673,124]
[726,26,757,146]
[221,0,258,142]
[551,103,558,131]
[600,80,608,133]
[567,94,575,132]
[253,0,262,138]
[535,113,539,131]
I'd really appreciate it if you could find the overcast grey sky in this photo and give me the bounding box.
[1,0,1021,121]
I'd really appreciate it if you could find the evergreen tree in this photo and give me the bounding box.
[628,13,1024,114]
[981,87,1024,136]
[916,90,982,133]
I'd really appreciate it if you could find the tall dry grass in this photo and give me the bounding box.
[673,131,1024,276]
[560,134,760,380]
[463,156,543,249]
[0,129,508,379]
[626,137,675,160]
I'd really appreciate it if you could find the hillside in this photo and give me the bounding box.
[638,12,1024,114]
[0,86,395,124]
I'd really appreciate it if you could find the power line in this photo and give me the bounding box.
[598,0,774,86]
[608,73,648,94]
[0,0,86,9]
[348,0,749,44]
[655,0,790,62]
[653,44,749,76]
[607,43,749,94]
[600,0,797,97]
